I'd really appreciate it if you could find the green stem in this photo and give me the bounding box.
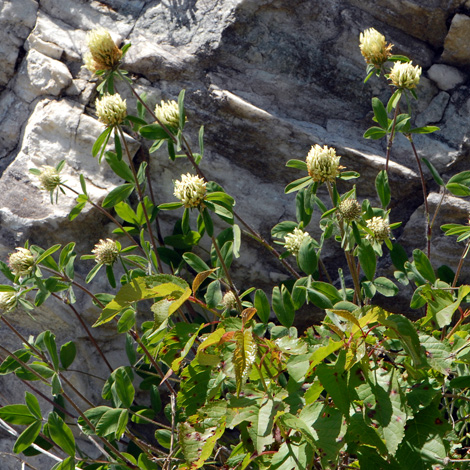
[453,241,470,288]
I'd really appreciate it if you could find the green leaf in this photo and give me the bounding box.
[183,252,211,273]
[13,420,42,454]
[59,341,76,370]
[254,289,270,323]
[198,125,204,156]
[272,286,295,328]
[201,207,214,237]
[387,89,402,112]
[158,201,184,210]
[114,201,138,224]
[113,367,135,409]
[48,412,76,456]
[285,159,308,171]
[43,331,59,371]
[139,123,169,140]
[25,392,41,420]
[271,221,299,239]
[178,89,186,130]
[285,176,312,194]
[0,404,36,425]
[233,329,257,396]
[413,249,436,283]
[95,408,128,439]
[50,456,75,470]
[102,183,135,208]
[297,237,317,275]
[117,309,136,333]
[446,182,470,197]
[358,240,376,281]
[409,126,440,134]
[375,170,391,208]
[34,244,61,265]
[92,127,112,158]
[364,127,387,140]
[373,277,398,297]
[105,151,134,182]
[372,97,388,130]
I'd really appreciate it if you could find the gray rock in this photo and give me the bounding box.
[428,64,467,91]
[442,13,470,66]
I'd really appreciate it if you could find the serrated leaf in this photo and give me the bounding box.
[233,329,257,397]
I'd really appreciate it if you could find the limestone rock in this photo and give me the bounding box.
[442,13,470,66]
[428,64,467,91]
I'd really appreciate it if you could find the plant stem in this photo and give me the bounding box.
[385,102,400,172]
[453,240,470,288]
[408,136,431,258]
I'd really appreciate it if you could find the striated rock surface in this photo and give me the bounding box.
[1,1,470,467]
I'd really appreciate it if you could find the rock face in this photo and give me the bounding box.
[1,1,470,467]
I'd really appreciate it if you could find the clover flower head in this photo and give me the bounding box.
[366,216,391,243]
[38,165,61,192]
[92,238,119,266]
[173,173,207,208]
[154,100,183,130]
[222,291,237,311]
[95,93,127,126]
[388,61,422,89]
[85,28,122,72]
[306,145,344,183]
[338,198,362,222]
[359,28,393,67]
[0,291,17,312]
[8,248,35,277]
[284,227,311,257]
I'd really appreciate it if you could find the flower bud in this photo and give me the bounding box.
[154,100,183,130]
[306,145,344,184]
[8,248,35,277]
[92,238,119,266]
[0,291,17,312]
[284,227,311,257]
[38,166,61,192]
[174,173,207,208]
[222,291,237,311]
[338,199,362,222]
[359,28,393,67]
[95,94,127,126]
[366,216,391,243]
[85,28,122,72]
[388,61,421,89]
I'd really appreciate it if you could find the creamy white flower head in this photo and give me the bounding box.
[306,145,344,183]
[366,216,391,243]
[338,198,362,222]
[85,28,122,72]
[95,94,127,126]
[389,61,422,89]
[92,238,119,266]
[359,28,393,67]
[154,100,183,129]
[222,291,237,311]
[8,248,35,277]
[0,291,17,312]
[284,227,311,257]
[38,166,61,192]
[174,173,207,208]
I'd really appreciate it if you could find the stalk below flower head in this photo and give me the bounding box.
[174,173,207,208]
[154,99,183,130]
[359,28,393,67]
[366,216,391,243]
[8,247,35,277]
[84,28,122,73]
[95,93,127,126]
[388,61,422,89]
[92,238,120,266]
[306,144,344,184]
[284,227,311,257]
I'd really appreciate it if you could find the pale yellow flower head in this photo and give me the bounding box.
[222,291,237,311]
[388,61,422,89]
[359,28,393,67]
[92,238,119,266]
[85,28,122,72]
[284,228,311,257]
[38,166,61,192]
[0,291,17,312]
[174,173,207,208]
[306,145,344,184]
[338,199,362,223]
[95,94,127,126]
[8,248,35,277]
[366,216,391,243]
[154,100,183,130]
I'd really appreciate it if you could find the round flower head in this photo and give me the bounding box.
[95,94,127,126]
[174,173,207,208]
[85,28,122,72]
[0,291,17,313]
[154,100,183,130]
[92,239,119,266]
[306,145,344,184]
[359,28,393,67]
[222,291,237,311]
[338,198,362,223]
[8,248,35,277]
[388,61,422,89]
[38,166,61,192]
[366,216,391,243]
[284,227,311,257]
